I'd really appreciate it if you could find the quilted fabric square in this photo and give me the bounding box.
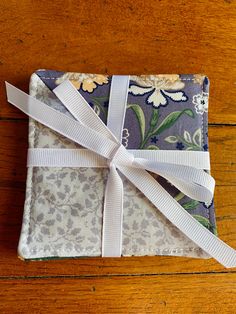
[18,70,216,260]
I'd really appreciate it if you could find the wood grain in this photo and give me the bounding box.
[0,0,236,312]
[1,274,236,313]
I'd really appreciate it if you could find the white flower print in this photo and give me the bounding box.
[165,128,202,151]
[193,92,209,115]
[204,200,213,208]
[122,128,130,147]
[129,75,188,108]
[55,73,109,93]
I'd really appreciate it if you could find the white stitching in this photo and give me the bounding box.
[25,246,202,254]
[37,76,196,82]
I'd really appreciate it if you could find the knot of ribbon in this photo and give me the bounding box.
[107,144,134,169]
[5,76,236,268]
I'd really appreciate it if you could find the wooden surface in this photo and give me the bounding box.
[0,0,236,313]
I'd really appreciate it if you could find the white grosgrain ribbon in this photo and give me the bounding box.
[5,78,236,268]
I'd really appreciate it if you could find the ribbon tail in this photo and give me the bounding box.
[5,82,119,160]
[53,80,117,142]
[119,165,236,268]
[102,165,124,257]
[134,158,215,203]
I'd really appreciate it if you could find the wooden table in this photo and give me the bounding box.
[0,1,236,313]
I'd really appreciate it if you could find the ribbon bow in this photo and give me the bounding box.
[5,76,236,267]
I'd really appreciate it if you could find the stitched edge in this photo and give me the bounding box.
[18,73,38,258]
[36,76,196,80]
[21,245,205,260]
[201,76,210,223]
